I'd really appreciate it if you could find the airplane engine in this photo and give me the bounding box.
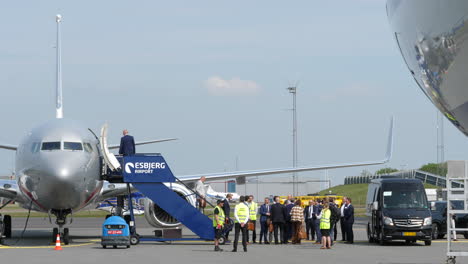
[143,182,196,228]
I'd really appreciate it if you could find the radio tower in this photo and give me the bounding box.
[287,86,298,196]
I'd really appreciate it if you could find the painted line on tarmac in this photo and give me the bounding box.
[0,239,99,249]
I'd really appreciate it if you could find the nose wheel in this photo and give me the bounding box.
[52,227,70,245]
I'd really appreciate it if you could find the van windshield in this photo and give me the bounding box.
[382,182,428,209]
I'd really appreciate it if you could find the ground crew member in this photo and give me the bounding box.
[320,202,332,249]
[213,199,225,252]
[233,195,250,252]
[247,195,258,243]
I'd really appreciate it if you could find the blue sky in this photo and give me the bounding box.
[1,1,467,188]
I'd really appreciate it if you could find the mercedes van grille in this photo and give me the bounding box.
[393,219,423,227]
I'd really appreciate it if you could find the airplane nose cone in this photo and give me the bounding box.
[31,155,88,210]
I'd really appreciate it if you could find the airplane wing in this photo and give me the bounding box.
[108,138,178,150]
[177,117,394,183]
[97,117,393,198]
[0,143,17,151]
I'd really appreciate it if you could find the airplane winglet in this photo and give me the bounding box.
[384,116,394,163]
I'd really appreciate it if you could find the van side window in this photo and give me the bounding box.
[375,188,381,202]
[366,184,376,203]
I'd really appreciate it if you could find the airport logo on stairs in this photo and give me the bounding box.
[125,161,166,174]
[125,162,135,173]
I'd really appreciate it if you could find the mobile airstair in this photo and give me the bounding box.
[99,125,214,243]
[446,161,468,264]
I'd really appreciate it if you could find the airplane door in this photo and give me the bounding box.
[99,124,121,171]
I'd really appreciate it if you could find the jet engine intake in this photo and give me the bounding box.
[143,183,196,228]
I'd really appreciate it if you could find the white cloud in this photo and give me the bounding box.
[204,76,261,96]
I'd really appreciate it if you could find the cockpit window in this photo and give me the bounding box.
[41,142,61,151]
[83,143,93,153]
[31,142,41,153]
[64,142,83,151]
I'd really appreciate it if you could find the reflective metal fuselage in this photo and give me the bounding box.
[387,1,468,135]
[15,118,102,213]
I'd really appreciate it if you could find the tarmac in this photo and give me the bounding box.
[0,217,466,264]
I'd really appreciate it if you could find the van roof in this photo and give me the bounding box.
[370,178,423,184]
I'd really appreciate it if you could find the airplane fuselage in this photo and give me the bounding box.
[387,0,468,136]
[15,118,102,213]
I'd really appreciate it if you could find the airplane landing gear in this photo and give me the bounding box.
[0,214,12,244]
[52,209,72,245]
[51,227,70,245]
[63,228,69,245]
[3,215,11,238]
[52,227,58,243]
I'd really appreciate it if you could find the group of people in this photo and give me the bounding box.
[212,194,355,252]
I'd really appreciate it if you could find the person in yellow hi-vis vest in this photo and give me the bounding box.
[232,195,250,252]
[213,199,225,252]
[247,195,258,243]
[319,202,332,249]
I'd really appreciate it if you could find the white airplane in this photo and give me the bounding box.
[0,14,393,245]
[205,185,240,202]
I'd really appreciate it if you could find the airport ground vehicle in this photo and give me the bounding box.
[366,178,432,245]
[217,219,234,245]
[101,216,130,249]
[279,195,344,208]
[430,201,468,240]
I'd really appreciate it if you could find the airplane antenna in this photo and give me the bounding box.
[55,14,63,119]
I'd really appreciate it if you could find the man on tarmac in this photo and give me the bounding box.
[233,195,250,252]
[223,193,233,242]
[247,195,258,244]
[213,199,225,252]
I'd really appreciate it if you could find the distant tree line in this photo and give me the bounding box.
[359,162,447,177]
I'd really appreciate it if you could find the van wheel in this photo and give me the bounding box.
[432,224,439,240]
[367,225,374,243]
[464,232,468,239]
[424,240,431,246]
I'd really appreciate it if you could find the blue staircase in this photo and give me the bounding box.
[132,182,214,239]
[117,154,214,240]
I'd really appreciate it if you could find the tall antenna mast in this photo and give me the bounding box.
[56,14,63,119]
[287,85,298,196]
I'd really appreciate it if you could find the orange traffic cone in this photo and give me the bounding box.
[54,234,63,250]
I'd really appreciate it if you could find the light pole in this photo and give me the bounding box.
[436,111,445,175]
[287,86,298,196]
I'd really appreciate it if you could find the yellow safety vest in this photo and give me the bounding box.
[320,209,331,230]
[213,205,225,227]
[249,201,258,221]
[235,203,249,223]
